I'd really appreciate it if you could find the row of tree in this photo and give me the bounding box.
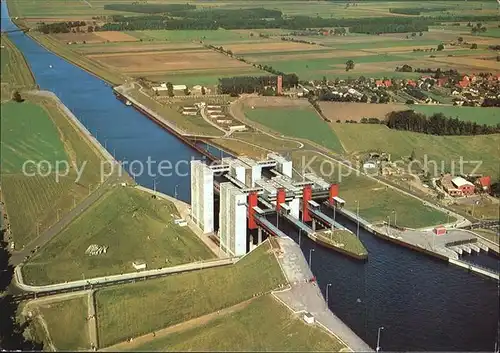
[217,76,279,95]
[386,110,500,135]
[98,11,500,34]
[37,21,87,34]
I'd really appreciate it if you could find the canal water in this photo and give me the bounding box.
[2,3,498,351]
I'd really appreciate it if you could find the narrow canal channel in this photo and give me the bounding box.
[2,4,498,351]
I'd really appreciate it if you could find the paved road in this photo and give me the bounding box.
[14,257,237,293]
[273,237,372,352]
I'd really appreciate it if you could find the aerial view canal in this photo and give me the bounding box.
[2,2,498,350]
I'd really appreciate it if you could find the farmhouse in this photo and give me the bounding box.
[440,174,476,197]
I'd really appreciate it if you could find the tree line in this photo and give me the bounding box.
[38,21,87,34]
[386,110,500,135]
[97,9,500,34]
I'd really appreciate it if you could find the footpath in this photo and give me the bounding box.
[272,236,373,352]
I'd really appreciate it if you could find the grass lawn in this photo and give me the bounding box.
[245,107,344,153]
[1,101,68,173]
[1,97,104,249]
[330,123,500,179]
[126,295,345,351]
[210,131,301,158]
[292,151,450,228]
[0,36,35,99]
[317,229,368,258]
[411,105,500,126]
[95,241,286,347]
[22,187,214,285]
[36,295,90,350]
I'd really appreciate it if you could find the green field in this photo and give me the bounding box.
[127,295,345,352]
[132,29,258,43]
[245,106,344,153]
[96,241,286,347]
[22,187,214,285]
[411,105,500,126]
[36,296,90,350]
[1,97,104,249]
[1,101,68,173]
[331,123,500,179]
[292,150,451,228]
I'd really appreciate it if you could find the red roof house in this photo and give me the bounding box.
[476,176,491,192]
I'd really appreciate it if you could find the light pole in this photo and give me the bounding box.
[309,248,315,268]
[174,184,179,199]
[326,283,332,305]
[153,177,159,197]
[355,200,360,238]
[376,326,384,352]
[386,216,390,236]
[57,208,61,222]
[298,228,302,246]
[36,222,41,236]
[392,210,397,227]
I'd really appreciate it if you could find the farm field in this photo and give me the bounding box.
[122,295,345,352]
[241,97,344,154]
[411,105,500,126]
[1,97,104,249]
[95,241,286,347]
[22,187,214,285]
[28,295,90,351]
[330,123,500,179]
[292,150,451,228]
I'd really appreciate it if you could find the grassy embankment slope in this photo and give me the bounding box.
[31,296,90,351]
[292,150,450,228]
[1,98,104,249]
[124,295,345,352]
[412,105,500,126]
[330,123,500,180]
[95,241,287,347]
[22,187,214,285]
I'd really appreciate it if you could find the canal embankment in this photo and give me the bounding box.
[272,236,373,352]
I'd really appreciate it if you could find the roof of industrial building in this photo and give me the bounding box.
[452,176,474,188]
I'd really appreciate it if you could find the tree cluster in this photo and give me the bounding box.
[218,76,279,95]
[386,110,500,136]
[38,21,86,34]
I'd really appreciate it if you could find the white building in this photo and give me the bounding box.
[219,182,247,256]
[190,160,214,234]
